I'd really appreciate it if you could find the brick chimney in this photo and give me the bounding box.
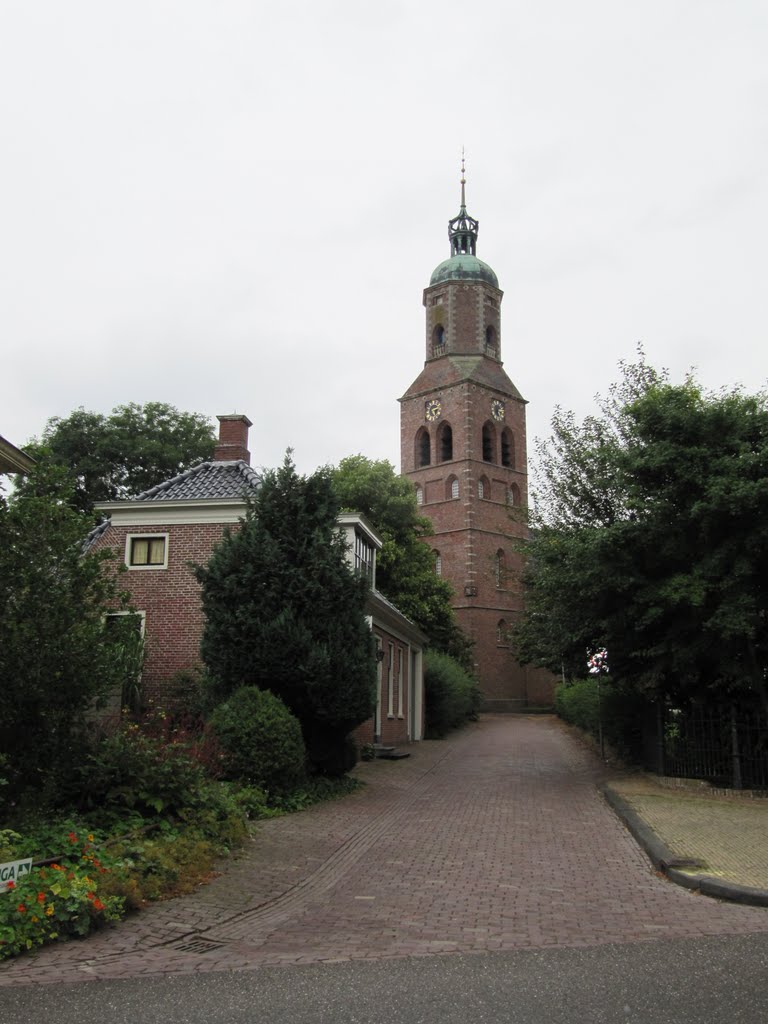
[213,414,252,465]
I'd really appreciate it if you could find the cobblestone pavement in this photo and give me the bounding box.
[2,715,768,987]
[607,775,768,889]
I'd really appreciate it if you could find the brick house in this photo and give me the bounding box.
[400,168,555,710]
[88,414,424,746]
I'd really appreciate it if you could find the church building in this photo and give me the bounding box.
[400,168,553,710]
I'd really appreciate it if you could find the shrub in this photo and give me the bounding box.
[0,830,123,960]
[208,686,306,797]
[424,651,482,738]
[555,678,648,762]
[77,725,214,818]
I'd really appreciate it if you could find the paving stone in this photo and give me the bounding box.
[1,715,767,987]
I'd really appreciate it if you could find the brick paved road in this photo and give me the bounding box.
[2,715,767,986]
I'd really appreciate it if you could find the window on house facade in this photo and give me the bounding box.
[126,534,168,569]
[416,428,431,468]
[482,423,495,463]
[501,428,515,468]
[397,647,404,718]
[354,531,375,584]
[433,550,442,576]
[415,485,424,506]
[387,641,395,717]
[438,422,453,461]
[105,611,146,709]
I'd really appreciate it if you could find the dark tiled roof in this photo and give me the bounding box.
[132,460,261,502]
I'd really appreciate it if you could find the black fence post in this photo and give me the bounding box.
[731,704,743,790]
[656,702,666,777]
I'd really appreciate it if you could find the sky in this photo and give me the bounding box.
[2,0,766,478]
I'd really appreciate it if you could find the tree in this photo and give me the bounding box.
[331,455,473,668]
[195,455,377,774]
[516,353,768,710]
[0,465,135,803]
[17,402,215,512]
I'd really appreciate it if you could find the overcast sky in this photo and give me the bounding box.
[2,0,766,479]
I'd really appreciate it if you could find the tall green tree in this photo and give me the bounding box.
[17,402,215,512]
[0,465,134,803]
[331,455,473,668]
[195,455,376,774]
[516,354,768,710]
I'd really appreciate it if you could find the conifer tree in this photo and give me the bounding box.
[196,454,376,774]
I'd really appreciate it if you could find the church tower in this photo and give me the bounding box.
[400,165,541,709]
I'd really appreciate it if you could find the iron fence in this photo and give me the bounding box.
[644,701,768,790]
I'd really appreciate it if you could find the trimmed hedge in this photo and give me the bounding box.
[555,677,647,762]
[208,686,306,797]
[424,651,482,738]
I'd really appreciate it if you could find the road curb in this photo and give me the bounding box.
[601,784,768,909]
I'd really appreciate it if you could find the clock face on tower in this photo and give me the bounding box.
[425,399,442,422]
[491,399,505,422]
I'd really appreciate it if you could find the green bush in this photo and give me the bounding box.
[555,677,648,761]
[77,725,215,819]
[424,651,482,738]
[208,686,306,797]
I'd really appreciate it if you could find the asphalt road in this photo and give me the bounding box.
[2,933,766,1024]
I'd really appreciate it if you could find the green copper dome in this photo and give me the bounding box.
[430,253,499,288]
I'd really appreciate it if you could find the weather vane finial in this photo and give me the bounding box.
[460,146,466,210]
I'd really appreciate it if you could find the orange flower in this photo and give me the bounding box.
[67,832,78,844]
[87,834,95,843]
[92,899,105,912]
[51,864,63,872]
[45,905,54,917]
[5,881,15,890]
[37,892,46,904]
[17,904,26,914]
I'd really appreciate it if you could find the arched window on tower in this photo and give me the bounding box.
[485,325,497,357]
[438,422,453,462]
[415,485,423,506]
[494,549,506,589]
[415,428,431,468]
[432,324,445,356]
[482,422,496,463]
[445,475,459,500]
[433,550,442,576]
[496,619,509,645]
[478,475,490,500]
[507,483,521,506]
[501,428,515,468]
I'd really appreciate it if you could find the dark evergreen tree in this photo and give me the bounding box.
[196,455,376,774]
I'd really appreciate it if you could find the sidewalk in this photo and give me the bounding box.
[604,773,768,905]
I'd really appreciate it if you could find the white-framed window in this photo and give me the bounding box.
[433,550,442,576]
[416,485,424,506]
[397,647,404,719]
[125,533,169,570]
[354,530,375,584]
[387,641,395,718]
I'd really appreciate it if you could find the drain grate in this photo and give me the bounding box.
[173,937,226,955]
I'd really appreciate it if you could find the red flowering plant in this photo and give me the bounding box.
[0,830,124,960]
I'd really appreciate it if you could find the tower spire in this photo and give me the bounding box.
[449,150,478,256]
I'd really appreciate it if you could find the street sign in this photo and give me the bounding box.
[0,859,32,888]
